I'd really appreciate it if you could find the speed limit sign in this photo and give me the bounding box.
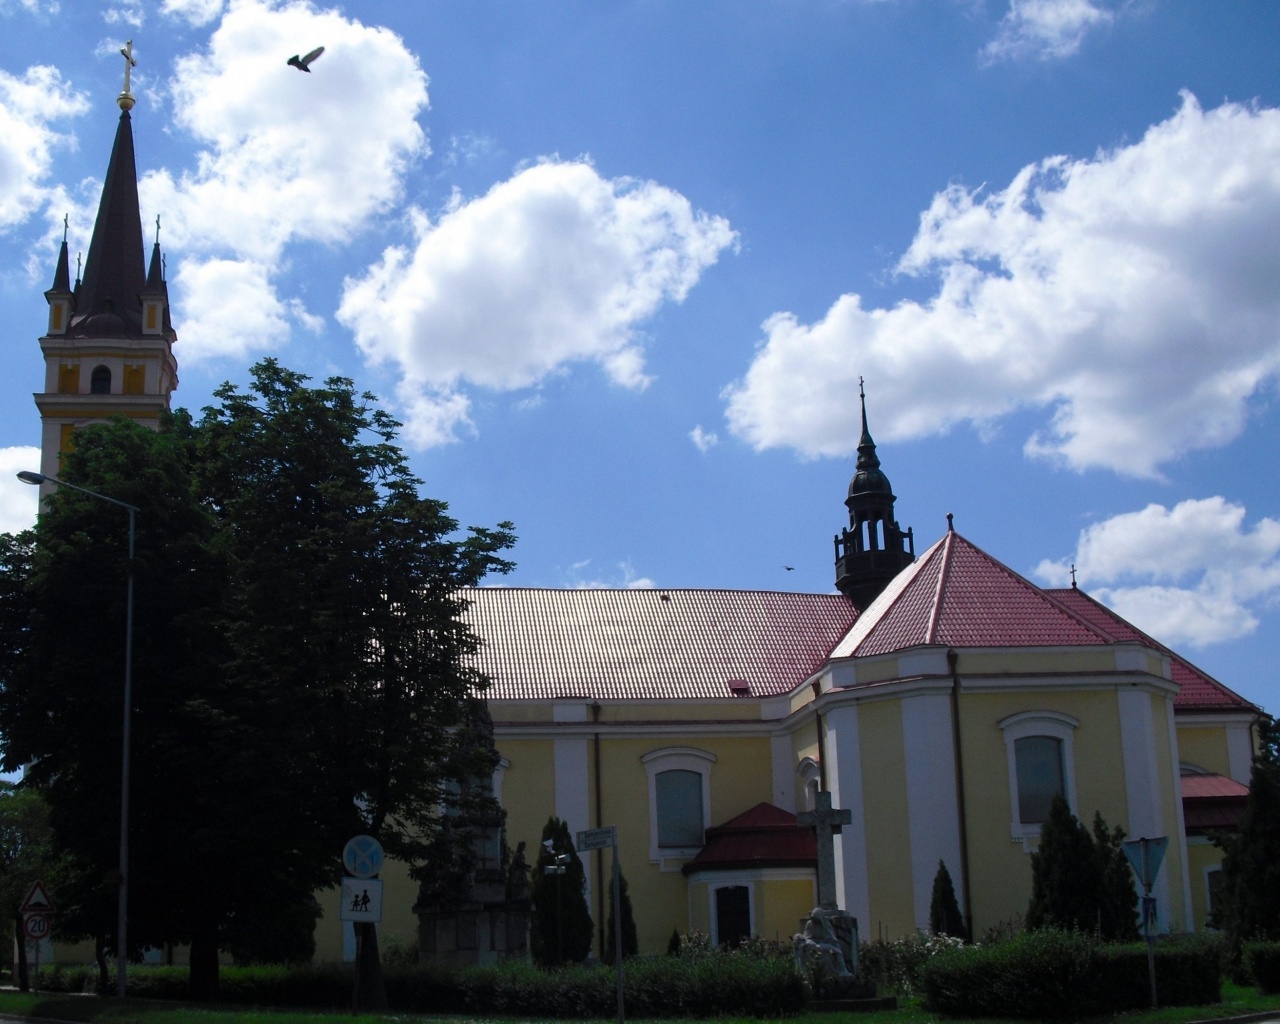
[23,914,49,940]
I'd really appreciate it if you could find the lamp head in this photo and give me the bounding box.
[17,471,46,486]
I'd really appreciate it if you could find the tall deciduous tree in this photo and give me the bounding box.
[0,362,515,1000]
[1214,715,1280,947]
[530,816,593,967]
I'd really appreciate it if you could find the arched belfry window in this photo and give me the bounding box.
[90,365,112,394]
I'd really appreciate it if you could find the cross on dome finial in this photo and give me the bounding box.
[119,40,138,110]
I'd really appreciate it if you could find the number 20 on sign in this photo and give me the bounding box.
[24,914,50,940]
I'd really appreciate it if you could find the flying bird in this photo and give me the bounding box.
[287,46,325,72]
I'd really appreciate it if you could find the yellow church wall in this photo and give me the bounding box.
[495,738,558,862]
[1185,839,1223,932]
[1176,726,1232,776]
[857,700,915,938]
[756,878,815,943]
[953,688,1131,934]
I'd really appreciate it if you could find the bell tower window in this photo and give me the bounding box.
[90,365,112,394]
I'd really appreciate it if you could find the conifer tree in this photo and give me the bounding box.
[929,860,966,939]
[1214,716,1280,946]
[602,866,639,964]
[1026,796,1139,940]
[529,816,593,966]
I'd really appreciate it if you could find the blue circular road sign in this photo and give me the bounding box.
[342,835,384,879]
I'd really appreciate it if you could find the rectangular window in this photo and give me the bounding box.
[715,885,751,948]
[656,769,704,847]
[1015,735,1064,824]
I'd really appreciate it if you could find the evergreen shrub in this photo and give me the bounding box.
[921,930,1223,1019]
[1245,940,1280,993]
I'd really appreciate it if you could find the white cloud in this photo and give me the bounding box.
[171,257,291,361]
[1035,497,1280,647]
[0,66,88,232]
[571,559,656,590]
[983,0,1114,63]
[690,425,719,452]
[160,0,224,26]
[103,0,144,28]
[725,94,1280,478]
[339,159,737,446]
[136,0,429,361]
[0,447,42,534]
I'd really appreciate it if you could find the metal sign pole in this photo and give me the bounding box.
[613,845,624,1024]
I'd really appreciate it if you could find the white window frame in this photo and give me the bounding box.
[642,746,715,866]
[710,881,754,948]
[999,711,1078,842]
[796,756,821,811]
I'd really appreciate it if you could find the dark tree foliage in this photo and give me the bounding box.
[1092,812,1139,942]
[1026,796,1138,940]
[1214,716,1280,946]
[0,418,232,983]
[929,860,966,939]
[0,783,65,990]
[602,865,639,964]
[530,816,593,967]
[0,362,515,997]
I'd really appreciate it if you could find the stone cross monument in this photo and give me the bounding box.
[795,790,863,992]
[798,790,852,911]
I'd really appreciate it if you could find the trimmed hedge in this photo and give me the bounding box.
[1245,941,1280,994]
[30,951,804,1019]
[921,930,1222,1020]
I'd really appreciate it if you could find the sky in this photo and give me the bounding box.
[0,0,1277,717]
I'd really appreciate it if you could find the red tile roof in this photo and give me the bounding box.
[833,530,1113,658]
[1181,774,1249,800]
[681,802,817,875]
[1181,773,1249,834]
[462,588,857,701]
[1048,587,1257,713]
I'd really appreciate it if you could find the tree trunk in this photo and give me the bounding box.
[354,922,387,1011]
[13,914,28,992]
[188,933,220,1002]
[95,934,109,995]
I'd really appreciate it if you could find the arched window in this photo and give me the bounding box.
[999,711,1079,841]
[642,747,715,864]
[90,365,112,394]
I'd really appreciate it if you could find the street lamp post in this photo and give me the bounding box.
[19,469,138,999]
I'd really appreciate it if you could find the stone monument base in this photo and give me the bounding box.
[417,904,530,966]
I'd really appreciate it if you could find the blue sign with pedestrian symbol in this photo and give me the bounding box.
[343,835,384,879]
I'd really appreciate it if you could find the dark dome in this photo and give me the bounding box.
[850,467,893,498]
[73,311,130,337]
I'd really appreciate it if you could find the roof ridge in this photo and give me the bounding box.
[925,529,954,645]
[1045,586,1258,711]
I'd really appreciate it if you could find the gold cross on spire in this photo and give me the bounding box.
[119,40,137,110]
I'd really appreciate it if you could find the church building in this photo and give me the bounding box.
[36,80,1260,967]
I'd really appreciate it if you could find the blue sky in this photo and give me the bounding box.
[1,0,1278,717]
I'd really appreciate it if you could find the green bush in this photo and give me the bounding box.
[1245,940,1280,994]
[859,931,965,996]
[921,930,1223,1020]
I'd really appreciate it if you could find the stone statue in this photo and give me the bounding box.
[793,906,854,981]
[507,840,530,905]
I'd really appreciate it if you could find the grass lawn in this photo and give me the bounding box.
[1,983,1278,1024]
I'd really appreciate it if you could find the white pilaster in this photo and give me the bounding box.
[823,703,869,927]
[902,694,962,930]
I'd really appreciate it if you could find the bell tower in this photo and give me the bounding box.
[33,41,178,496]
[834,382,914,610]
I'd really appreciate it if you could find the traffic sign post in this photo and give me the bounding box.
[1124,837,1169,1009]
[577,826,625,1024]
[21,880,55,995]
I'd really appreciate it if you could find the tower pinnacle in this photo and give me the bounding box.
[833,385,915,610]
